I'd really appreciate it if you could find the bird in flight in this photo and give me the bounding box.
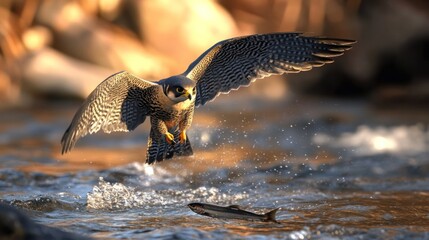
[61,33,355,164]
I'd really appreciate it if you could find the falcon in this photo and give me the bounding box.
[61,33,355,164]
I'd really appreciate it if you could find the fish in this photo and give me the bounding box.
[187,202,280,223]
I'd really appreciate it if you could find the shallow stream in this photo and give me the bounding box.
[1,93,429,239]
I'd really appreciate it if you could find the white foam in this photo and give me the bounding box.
[87,177,248,210]
[313,124,429,155]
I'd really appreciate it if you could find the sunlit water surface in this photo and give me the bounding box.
[1,94,429,239]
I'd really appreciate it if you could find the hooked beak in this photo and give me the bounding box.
[184,90,192,100]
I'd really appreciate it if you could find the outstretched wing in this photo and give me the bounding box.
[61,71,157,154]
[183,33,355,106]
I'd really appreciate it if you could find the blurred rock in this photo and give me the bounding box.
[78,0,124,21]
[220,0,308,34]
[0,69,20,106]
[35,0,170,79]
[2,0,428,106]
[220,0,359,36]
[21,47,112,99]
[350,0,429,83]
[287,0,429,104]
[0,203,92,240]
[0,5,26,106]
[22,26,53,51]
[133,0,238,73]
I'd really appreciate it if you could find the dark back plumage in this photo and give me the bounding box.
[184,33,355,106]
[159,75,196,89]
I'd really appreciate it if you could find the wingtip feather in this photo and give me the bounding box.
[316,38,357,46]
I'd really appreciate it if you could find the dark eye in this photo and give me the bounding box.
[192,87,196,94]
[176,87,184,93]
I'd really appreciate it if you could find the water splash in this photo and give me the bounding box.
[87,177,248,210]
[128,162,184,186]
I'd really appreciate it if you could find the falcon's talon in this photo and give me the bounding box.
[179,131,187,144]
[165,132,175,145]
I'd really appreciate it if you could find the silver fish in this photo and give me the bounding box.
[187,203,280,223]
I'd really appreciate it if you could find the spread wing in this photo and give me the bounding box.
[183,33,355,106]
[61,71,158,154]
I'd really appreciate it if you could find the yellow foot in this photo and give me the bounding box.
[179,130,187,144]
[165,132,175,145]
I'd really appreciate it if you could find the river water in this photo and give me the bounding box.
[1,90,429,239]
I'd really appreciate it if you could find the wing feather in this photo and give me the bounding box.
[61,71,157,154]
[183,33,355,106]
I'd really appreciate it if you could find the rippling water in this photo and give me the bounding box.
[1,93,429,239]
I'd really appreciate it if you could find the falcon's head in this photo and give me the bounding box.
[162,75,196,103]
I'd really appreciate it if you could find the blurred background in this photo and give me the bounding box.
[0,0,428,107]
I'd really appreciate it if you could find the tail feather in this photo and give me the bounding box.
[146,130,193,164]
[265,208,280,224]
[146,137,168,164]
[173,134,193,157]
